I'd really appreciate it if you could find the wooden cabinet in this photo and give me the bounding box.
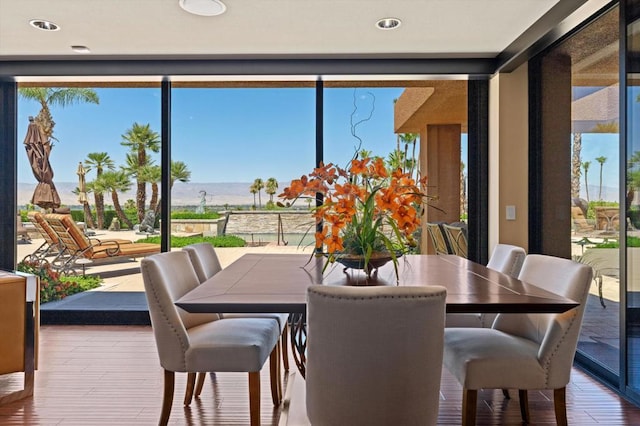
[0,271,38,405]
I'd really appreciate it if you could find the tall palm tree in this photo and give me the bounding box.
[84,152,115,229]
[18,87,99,142]
[140,164,161,213]
[253,178,264,208]
[120,123,160,223]
[152,161,192,218]
[399,133,418,175]
[249,183,258,209]
[571,133,582,199]
[265,178,279,203]
[582,161,592,203]
[97,170,134,230]
[595,156,607,200]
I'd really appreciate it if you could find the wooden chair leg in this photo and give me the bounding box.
[249,371,261,426]
[462,388,477,426]
[502,389,510,399]
[195,372,207,397]
[269,344,282,405]
[160,370,175,426]
[281,324,289,373]
[184,372,196,406]
[518,389,530,423]
[554,387,568,426]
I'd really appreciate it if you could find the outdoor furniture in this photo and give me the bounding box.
[575,247,619,308]
[175,253,580,378]
[443,223,468,258]
[24,211,63,263]
[426,222,452,255]
[16,215,31,243]
[181,243,289,405]
[305,285,446,426]
[443,254,593,425]
[594,206,620,232]
[446,243,526,328]
[43,213,159,274]
[140,251,282,426]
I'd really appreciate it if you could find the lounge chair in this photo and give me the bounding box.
[16,214,32,243]
[43,213,160,274]
[24,211,63,263]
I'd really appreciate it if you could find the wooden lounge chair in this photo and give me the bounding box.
[24,211,63,263]
[16,214,32,243]
[43,213,160,274]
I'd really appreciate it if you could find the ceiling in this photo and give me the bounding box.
[0,0,586,63]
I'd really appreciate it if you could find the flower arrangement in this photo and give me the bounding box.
[279,155,431,277]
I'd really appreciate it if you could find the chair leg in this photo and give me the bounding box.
[160,370,175,426]
[249,371,261,426]
[502,389,510,399]
[462,388,477,426]
[184,372,196,406]
[195,372,207,397]
[281,323,289,373]
[269,344,282,405]
[554,387,568,426]
[518,389,530,423]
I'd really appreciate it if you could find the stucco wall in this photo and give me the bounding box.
[489,63,529,252]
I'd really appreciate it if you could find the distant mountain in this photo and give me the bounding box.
[18,181,289,207]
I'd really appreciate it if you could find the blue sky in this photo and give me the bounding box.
[17,87,407,184]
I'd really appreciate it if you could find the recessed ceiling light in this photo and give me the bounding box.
[179,0,226,16]
[71,45,91,54]
[376,17,401,30]
[29,19,60,31]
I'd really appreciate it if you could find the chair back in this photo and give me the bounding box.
[486,244,526,278]
[426,222,451,255]
[306,285,447,426]
[493,254,593,388]
[43,214,89,256]
[28,211,59,246]
[443,223,468,257]
[141,251,220,372]
[182,243,223,283]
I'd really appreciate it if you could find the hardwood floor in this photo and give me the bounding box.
[1,325,639,425]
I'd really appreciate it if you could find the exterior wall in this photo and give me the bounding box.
[489,63,529,252]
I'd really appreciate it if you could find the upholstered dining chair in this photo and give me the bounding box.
[182,242,290,403]
[446,243,526,328]
[443,254,593,426]
[442,223,468,258]
[140,251,282,426]
[306,285,447,426]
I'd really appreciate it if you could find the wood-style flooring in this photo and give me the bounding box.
[1,325,639,425]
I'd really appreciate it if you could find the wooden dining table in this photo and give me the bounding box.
[176,252,579,376]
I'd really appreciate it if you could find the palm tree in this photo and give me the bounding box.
[582,161,592,203]
[595,156,607,200]
[120,123,160,223]
[399,133,418,175]
[84,152,115,229]
[18,88,99,142]
[97,170,134,230]
[249,183,258,209]
[253,178,265,208]
[265,178,279,204]
[571,133,582,198]
[152,161,192,218]
[140,164,161,213]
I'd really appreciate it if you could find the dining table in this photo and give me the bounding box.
[175,253,580,377]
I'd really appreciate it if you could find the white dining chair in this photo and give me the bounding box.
[443,254,593,425]
[141,251,282,426]
[446,243,526,328]
[182,242,290,403]
[306,285,447,426]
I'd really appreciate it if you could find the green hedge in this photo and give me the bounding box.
[137,235,246,248]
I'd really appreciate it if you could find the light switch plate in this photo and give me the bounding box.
[506,205,516,221]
